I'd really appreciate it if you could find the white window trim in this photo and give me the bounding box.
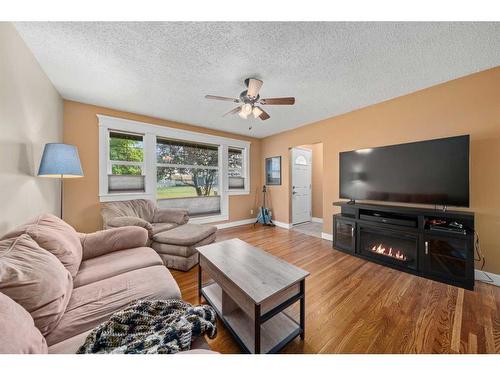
[98,114,251,222]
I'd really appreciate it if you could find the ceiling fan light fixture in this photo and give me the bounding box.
[241,103,253,116]
[252,106,263,118]
[205,78,295,124]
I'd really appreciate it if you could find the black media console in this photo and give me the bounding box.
[332,201,475,290]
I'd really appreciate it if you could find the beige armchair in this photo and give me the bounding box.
[100,199,216,271]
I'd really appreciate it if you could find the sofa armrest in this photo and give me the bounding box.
[79,226,149,260]
[153,208,189,225]
[106,216,153,237]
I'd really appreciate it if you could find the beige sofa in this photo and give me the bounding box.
[101,199,217,271]
[0,214,213,354]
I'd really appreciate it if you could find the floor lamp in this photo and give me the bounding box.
[38,143,84,219]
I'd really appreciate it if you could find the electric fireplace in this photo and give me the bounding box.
[359,226,418,270]
[333,202,475,290]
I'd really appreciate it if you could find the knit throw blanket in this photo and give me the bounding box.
[77,299,217,354]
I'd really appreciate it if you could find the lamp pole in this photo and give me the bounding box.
[60,174,64,219]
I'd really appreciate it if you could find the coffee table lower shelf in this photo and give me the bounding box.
[201,282,302,354]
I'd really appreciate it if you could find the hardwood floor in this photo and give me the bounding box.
[170,224,500,354]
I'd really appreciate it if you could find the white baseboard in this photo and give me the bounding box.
[312,217,323,223]
[475,269,500,287]
[215,218,255,229]
[321,232,333,241]
[274,221,292,229]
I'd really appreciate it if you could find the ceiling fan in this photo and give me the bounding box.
[205,78,295,121]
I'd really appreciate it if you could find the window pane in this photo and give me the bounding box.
[157,138,218,167]
[111,164,142,176]
[109,132,144,162]
[157,167,219,199]
[156,194,221,217]
[155,138,224,216]
[228,148,243,176]
[228,148,244,189]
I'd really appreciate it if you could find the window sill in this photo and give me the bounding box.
[189,214,229,224]
[227,189,250,196]
[99,192,151,202]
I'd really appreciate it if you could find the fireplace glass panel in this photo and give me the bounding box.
[334,218,355,253]
[425,236,467,279]
[359,226,417,270]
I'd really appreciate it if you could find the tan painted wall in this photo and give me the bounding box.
[63,101,261,233]
[0,23,63,234]
[261,67,500,273]
[300,143,323,219]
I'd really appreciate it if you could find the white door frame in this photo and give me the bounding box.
[290,147,312,225]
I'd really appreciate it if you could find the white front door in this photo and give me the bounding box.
[291,147,312,225]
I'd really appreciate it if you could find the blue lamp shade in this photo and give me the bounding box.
[38,143,84,178]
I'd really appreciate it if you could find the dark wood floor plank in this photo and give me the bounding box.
[171,224,500,354]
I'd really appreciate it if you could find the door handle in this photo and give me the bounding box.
[351,227,354,236]
[425,241,429,255]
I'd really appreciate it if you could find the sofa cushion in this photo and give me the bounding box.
[152,208,189,225]
[152,224,217,246]
[45,265,181,345]
[73,247,163,288]
[48,332,212,354]
[105,216,154,237]
[78,226,149,261]
[151,222,177,235]
[0,234,73,336]
[0,292,48,354]
[1,214,83,277]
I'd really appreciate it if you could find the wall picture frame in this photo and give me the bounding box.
[265,156,281,185]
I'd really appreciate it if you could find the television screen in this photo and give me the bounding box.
[339,135,470,207]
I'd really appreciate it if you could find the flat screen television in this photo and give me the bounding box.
[339,135,470,207]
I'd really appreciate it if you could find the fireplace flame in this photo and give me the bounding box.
[370,244,407,261]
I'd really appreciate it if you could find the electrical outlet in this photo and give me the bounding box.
[250,209,254,215]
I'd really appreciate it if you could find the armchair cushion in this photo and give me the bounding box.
[151,222,178,235]
[153,208,189,225]
[105,216,153,237]
[101,199,156,225]
[152,224,217,246]
[79,226,149,261]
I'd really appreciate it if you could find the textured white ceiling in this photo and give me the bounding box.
[14,22,500,138]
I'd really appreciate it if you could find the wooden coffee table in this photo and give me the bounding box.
[197,238,309,354]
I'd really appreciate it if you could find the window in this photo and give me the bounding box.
[108,131,145,193]
[98,114,250,223]
[156,138,221,216]
[295,155,307,165]
[228,147,245,190]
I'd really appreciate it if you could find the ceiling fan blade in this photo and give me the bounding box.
[205,95,240,103]
[223,106,242,117]
[246,78,263,97]
[259,108,270,121]
[259,97,295,105]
